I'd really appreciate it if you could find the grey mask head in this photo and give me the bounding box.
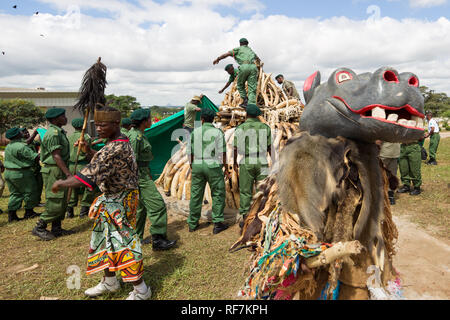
[300,67,425,143]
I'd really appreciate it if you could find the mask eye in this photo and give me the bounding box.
[408,76,419,87]
[336,71,352,84]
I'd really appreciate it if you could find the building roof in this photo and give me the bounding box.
[0,87,78,99]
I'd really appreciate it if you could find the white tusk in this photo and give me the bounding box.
[407,120,416,127]
[372,107,386,119]
[387,114,399,122]
[398,119,408,126]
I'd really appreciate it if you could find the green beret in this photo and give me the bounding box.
[45,107,66,119]
[225,64,233,71]
[122,118,132,126]
[71,118,84,129]
[130,108,151,121]
[201,108,216,118]
[239,38,248,44]
[6,127,21,140]
[275,74,283,79]
[246,104,262,117]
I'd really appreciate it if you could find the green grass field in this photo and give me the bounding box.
[0,137,448,300]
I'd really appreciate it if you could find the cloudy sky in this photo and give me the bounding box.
[0,0,449,106]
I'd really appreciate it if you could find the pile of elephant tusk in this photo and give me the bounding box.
[155,63,303,209]
[216,64,304,127]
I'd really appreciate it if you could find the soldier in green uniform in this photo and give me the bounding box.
[233,104,272,228]
[121,117,132,136]
[0,160,4,214]
[378,141,401,205]
[275,74,301,100]
[218,64,238,94]
[21,128,44,207]
[183,96,202,133]
[213,38,260,107]
[128,109,177,250]
[397,139,423,196]
[425,111,440,165]
[188,108,229,234]
[32,108,74,241]
[3,127,40,222]
[66,118,96,218]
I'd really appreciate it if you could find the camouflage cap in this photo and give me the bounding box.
[201,108,216,118]
[71,118,84,129]
[130,108,151,121]
[122,117,132,126]
[5,127,21,140]
[45,107,66,119]
[246,104,262,117]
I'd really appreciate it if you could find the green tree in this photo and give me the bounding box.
[419,86,450,117]
[105,94,141,117]
[0,99,46,134]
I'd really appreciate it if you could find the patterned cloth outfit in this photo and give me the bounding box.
[75,137,143,282]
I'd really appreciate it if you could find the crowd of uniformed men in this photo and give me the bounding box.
[0,38,442,245]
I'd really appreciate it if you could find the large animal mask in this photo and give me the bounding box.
[300,67,425,143]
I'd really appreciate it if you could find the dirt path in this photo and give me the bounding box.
[393,215,450,299]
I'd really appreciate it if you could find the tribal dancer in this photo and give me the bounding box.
[52,106,151,300]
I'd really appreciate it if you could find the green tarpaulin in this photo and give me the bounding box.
[36,96,219,180]
[144,95,219,179]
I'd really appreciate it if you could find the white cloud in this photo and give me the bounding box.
[409,0,447,8]
[0,0,449,106]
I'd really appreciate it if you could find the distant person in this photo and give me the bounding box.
[3,127,40,222]
[377,141,400,205]
[32,108,74,241]
[398,137,423,196]
[218,64,238,94]
[233,104,272,227]
[183,96,202,133]
[128,108,177,250]
[20,128,44,207]
[424,111,440,165]
[275,74,301,100]
[213,38,260,108]
[0,160,5,214]
[188,108,229,234]
[66,118,96,219]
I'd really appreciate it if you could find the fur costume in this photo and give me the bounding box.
[231,67,425,300]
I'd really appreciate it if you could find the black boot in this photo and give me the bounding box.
[0,208,3,214]
[8,210,22,223]
[397,185,411,194]
[66,207,74,219]
[23,209,39,219]
[429,158,437,165]
[239,97,248,108]
[410,187,421,196]
[79,206,89,218]
[213,222,229,234]
[32,219,55,241]
[51,220,75,237]
[388,191,396,205]
[151,234,177,251]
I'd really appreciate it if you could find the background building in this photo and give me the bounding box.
[0,87,82,135]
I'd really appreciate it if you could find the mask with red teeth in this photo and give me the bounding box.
[300,67,425,143]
